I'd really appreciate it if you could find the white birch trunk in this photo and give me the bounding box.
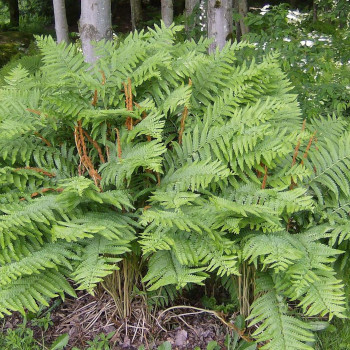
[53,0,70,44]
[161,0,173,27]
[185,0,200,33]
[207,0,233,53]
[79,0,112,63]
[130,0,142,31]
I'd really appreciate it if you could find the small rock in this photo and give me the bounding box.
[122,335,131,348]
[174,329,188,347]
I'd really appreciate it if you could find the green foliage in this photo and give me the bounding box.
[0,323,41,350]
[244,4,350,120]
[1,23,350,349]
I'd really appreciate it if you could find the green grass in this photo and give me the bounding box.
[315,319,350,350]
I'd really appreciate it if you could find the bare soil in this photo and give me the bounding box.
[3,290,230,349]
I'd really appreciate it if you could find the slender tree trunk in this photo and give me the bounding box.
[53,0,70,43]
[313,1,318,22]
[238,0,249,37]
[7,0,19,27]
[207,0,233,53]
[233,0,242,41]
[130,0,142,31]
[185,0,200,33]
[79,0,112,63]
[161,0,173,27]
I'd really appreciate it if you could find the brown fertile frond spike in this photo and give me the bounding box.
[123,82,128,106]
[156,172,161,186]
[41,187,64,193]
[75,121,102,188]
[128,78,132,110]
[301,119,306,132]
[30,188,64,198]
[261,165,268,189]
[34,132,52,147]
[26,108,42,116]
[15,167,56,177]
[291,120,306,167]
[178,106,188,145]
[289,179,297,190]
[301,131,317,165]
[115,128,122,159]
[91,89,98,106]
[82,130,106,163]
[100,70,106,85]
[124,78,134,130]
[74,126,82,156]
[78,121,87,157]
[106,146,110,161]
[256,162,264,178]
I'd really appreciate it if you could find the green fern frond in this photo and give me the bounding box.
[0,240,78,286]
[0,269,76,317]
[72,236,131,293]
[52,212,136,242]
[143,251,207,291]
[248,274,314,350]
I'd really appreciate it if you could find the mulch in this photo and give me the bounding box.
[2,290,230,349]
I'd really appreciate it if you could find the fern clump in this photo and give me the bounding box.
[0,23,349,348]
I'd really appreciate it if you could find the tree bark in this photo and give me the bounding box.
[6,0,19,27]
[130,0,142,31]
[161,0,173,27]
[53,0,70,43]
[185,0,200,33]
[233,0,241,41]
[313,1,318,22]
[79,0,112,63]
[237,0,249,37]
[207,0,233,53]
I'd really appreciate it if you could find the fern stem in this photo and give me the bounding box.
[82,129,105,163]
[301,131,317,165]
[115,128,122,159]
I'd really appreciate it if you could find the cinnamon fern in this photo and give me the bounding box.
[0,23,349,348]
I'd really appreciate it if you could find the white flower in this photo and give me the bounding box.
[260,5,271,15]
[300,40,314,47]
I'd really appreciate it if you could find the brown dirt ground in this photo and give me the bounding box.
[3,290,233,349]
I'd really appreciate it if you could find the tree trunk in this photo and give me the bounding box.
[130,0,142,31]
[185,0,200,33]
[79,0,112,63]
[207,0,233,53]
[7,0,19,27]
[161,0,173,27]
[313,1,318,22]
[53,0,70,43]
[238,0,249,37]
[233,0,242,41]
